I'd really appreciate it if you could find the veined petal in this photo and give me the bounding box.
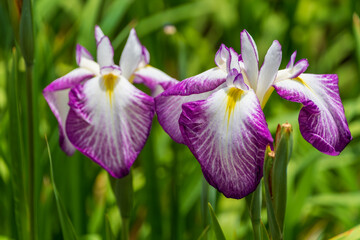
[120,28,145,79]
[76,44,100,75]
[66,76,155,178]
[133,65,178,96]
[97,36,114,69]
[179,88,273,199]
[43,68,95,155]
[95,25,105,45]
[241,30,259,90]
[215,44,240,73]
[276,52,308,81]
[257,40,282,104]
[274,74,352,155]
[155,68,227,143]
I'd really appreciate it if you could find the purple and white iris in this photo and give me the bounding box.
[155,30,352,199]
[43,26,177,178]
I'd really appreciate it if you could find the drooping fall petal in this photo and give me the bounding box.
[179,87,273,198]
[274,73,352,155]
[66,76,154,177]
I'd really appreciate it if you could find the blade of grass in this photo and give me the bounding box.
[45,136,78,240]
[208,203,226,240]
[8,47,28,240]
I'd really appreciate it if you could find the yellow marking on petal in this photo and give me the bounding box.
[103,73,117,105]
[225,87,243,125]
[261,87,274,109]
[294,77,312,91]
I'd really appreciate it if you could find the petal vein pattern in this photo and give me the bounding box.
[179,88,273,198]
[66,76,154,177]
[155,67,227,143]
[274,74,351,155]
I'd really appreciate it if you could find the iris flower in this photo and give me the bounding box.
[43,26,177,178]
[155,30,352,199]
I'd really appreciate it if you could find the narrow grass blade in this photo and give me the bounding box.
[105,215,116,240]
[45,137,78,240]
[208,203,225,240]
[8,47,28,240]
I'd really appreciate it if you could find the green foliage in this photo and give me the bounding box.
[0,0,360,239]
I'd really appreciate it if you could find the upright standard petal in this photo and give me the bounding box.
[240,30,259,90]
[95,25,105,45]
[214,44,240,73]
[133,65,178,96]
[120,28,146,79]
[97,36,114,69]
[66,76,154,178]
[155,68,227,143]
[273,74,352,155]
[76,44,100,75]
[179,88,273,199]
[256,40,282,104]
[43,68,95,155]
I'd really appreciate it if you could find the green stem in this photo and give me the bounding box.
[201,177,209,239]
[121,217,130,240]
[246,183,262,240]
[26,65,35,240]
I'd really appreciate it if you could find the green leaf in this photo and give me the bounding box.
[353,13,360,71]
[105,215,116,240]
[272,123,293,233]
[8,46,28,240]
[329,225,360,240]
[46,137,78,240]
[208,203,226,240]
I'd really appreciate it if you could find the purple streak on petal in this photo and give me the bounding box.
[95,25,105,45]
[234,73,249,91]
[76,44,93,66]
[289,59,309,79]
[215,44,230,71]
[66,76,155,178]
[133,65,178,96]
[179,88,272,199]
[274,73,352,155]
[142,46,150,65]
[43,68,95,155]
[287,51,297,69]
[155,68,227,143]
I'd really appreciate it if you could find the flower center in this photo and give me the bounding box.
[226,87,243,124]
[103,73,117,105]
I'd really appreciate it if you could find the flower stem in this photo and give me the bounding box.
[201,177,209,239]
[109,172,133,240]
[26,64,35,240]
[245,183,262,240]
[121,217,130,240]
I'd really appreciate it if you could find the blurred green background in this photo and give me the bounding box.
[1,0,360,239]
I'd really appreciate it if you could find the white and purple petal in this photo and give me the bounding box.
[120,28,145,79]
[43,68,95,155]
[155,68,227,143]
[240,30,259,90]
[133,65,178,96]
[97,36,115,69]
[274,73,352,155]
[66,76,154,178]
[76,44,100,74]
[256,40,282,104]
[95,25,105,45]
[179,87,273,199]
[214,44,240,73]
